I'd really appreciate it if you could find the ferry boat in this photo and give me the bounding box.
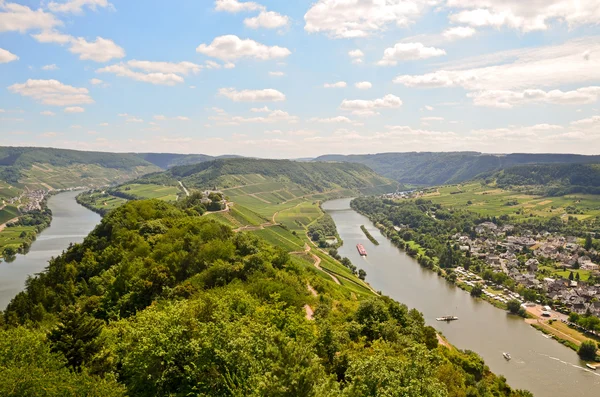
[503,352,511,361]
[356,244,367,256]
[436,316,459,321]
[586,363,597,370]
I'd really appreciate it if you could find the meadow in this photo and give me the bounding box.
[424,182,600,220]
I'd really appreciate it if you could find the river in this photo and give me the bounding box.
[0,191,101,309]
[323,198,600,397]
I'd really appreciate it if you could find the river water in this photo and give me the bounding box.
[0,191,101,309]
[323,198,600,397]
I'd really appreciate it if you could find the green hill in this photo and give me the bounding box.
[315,152,600,186]
[495,163,600,195]
[1,198,532,397]
[140,158,399,193]
[0,147,162,190]
[135,153,242,169]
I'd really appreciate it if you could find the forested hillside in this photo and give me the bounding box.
[495,164,600,195]
[0,147,161,190]
[0,198,532,396]
[134,153,241,169]
[315,152,600,186]
[139,158,399,193]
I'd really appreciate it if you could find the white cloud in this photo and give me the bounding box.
[205,60,221,69]
[126,60,202,75]
[447,0,600,32]
[251,106,270,112]
[244,11,289,29]
[304,0,429,39]
[32,30,125,63]
[378,42,446,65]
[97,64,185,85]
[571,115,600,126]
[269,71,285,77]
[174,116,190,121]
[324,81,347,88]
[309,116,363,126]
[0,2,61,33]
[348,49,364,64]
[394,39,600,94]
[99,122,109,126]
[443,26,476,40]
[348,49,364,58]
[48,0,113,14]
[219,88,286,102]
[355,81,372,90]
[153,115,167,121]
[68,36,125,62]
[224,62,236,69]
[90,78,103,85]
[0,47,18,63]
[40,110,55,116]
[214,0,264,13]
[42,64,58,70]
[196,35,291,61]
[126,117,143,123]
[468,87,600,108]
[210,108,298,124]
[425,105,434,111]
[340,94,403,116]
[8,79,94,106]
[31,30,71,44]
[64,106,85,113]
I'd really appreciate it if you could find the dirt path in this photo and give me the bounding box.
[307,283,318,297]
[178,181,190,197]
[0,217,19,232]
[437,334,452,349]
[304,304,314,320]
[526,319,580,345]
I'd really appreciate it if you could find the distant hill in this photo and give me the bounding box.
[495,163,600,196]
[135,153,243,169]
[139,158,398,194]
[0,147,161,191]
[315,152,600,186]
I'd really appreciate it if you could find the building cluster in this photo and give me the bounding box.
[7,190,48,212]
[452,222,600,316]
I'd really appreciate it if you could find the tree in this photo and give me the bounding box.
[569,271,574,281]
[471,285,483,297]
[47,307,106,372]
[507,299,521,315]
[575,272,580,281]
[578,340,598,361]
[358,269,367,280]
[585,234,593,250]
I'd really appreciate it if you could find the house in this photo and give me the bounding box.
[526,258,539,273]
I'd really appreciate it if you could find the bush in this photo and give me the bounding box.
[578,340,598,361]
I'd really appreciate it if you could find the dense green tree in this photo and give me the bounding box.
[578,340,598,361]
[470,285,483,298]
[47,307,106,373]
[507,299,521,315]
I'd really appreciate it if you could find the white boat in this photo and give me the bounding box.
[503,352,511,361]
[436,316,459,321]
[586,364,597,370]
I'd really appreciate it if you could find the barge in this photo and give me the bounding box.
[357,244,367,256]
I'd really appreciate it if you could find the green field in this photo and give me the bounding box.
[115,184,181,201]
[0,205,20,224]
[424,182,600,220]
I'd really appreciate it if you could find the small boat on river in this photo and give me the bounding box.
[503,352,511,361]
[586,364,597,370]
[356,244,367,256]
[436,316,458,321]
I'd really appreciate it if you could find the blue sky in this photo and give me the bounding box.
[1,0,600,158]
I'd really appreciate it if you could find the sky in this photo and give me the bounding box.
[1,0,600,158]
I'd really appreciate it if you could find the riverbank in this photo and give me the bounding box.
[351,200,600,361]
[323,197,600,396]
[0,194,53,260]
[360,225,379,245]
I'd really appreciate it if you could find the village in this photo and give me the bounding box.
[4,189,49,213]
[452,221,600,318]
